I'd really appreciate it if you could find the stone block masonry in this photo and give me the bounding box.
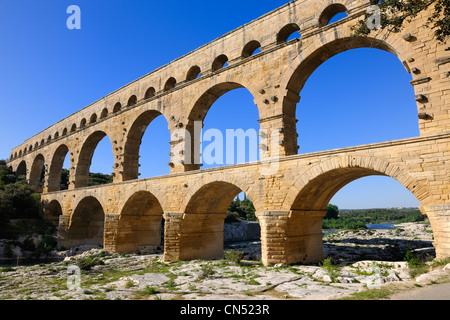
[6,0,450,265]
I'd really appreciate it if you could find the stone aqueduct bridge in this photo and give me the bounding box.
[6,0,450,265]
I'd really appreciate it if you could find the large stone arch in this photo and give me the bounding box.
[182,81,261,169]
[282,155,430,211]
[268,155,431,265]
[47,144,70,192]
[114,191,164,253]
[15,160,27,181]
[276,29,420,157]
[182,174,262,214]
[29,154,46,192]
[281,35,411,118]
[177,179,259,261]
[122,109,169,181]
[66,196,105,249]
[74,131,113,188]
[43,199,63,224]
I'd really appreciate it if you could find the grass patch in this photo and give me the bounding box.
[431,258,450,268]
[319,257,341,282]
[343,287,396,300]
[197,264,215,280]
[76,256,105,271]
[140,285,159,296]
[403,249,430,278]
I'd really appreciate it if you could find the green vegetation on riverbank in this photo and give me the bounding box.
[322,205,425,230]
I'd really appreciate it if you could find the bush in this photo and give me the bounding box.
[225,211,240,223]
[141,285,158,295]
[404,249,424,269]
[3,244,13,258]
[319,257,341,282]
[21,237,36,251]
[198,264,215,280]
[224,250,244,265]
[35,235,57,257]
[76,255,105,271]
[0,184,42,220]
[322,218,367,230]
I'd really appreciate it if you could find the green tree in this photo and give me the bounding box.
[226,195,257,222]
[60,169,70,190]
[88,172,113,186]
[2,183,42,219]
[352,0,449,44]
[0,160,17,186]
[325,204,339,220]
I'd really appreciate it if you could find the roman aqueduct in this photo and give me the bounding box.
[6,0,450,265]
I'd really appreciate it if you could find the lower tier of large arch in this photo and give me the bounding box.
[41,133,450,265]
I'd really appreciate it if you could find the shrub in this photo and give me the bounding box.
[76,256,105,271]
[0,267,14,272]
[21,237,36,251]
[322,218,367,230]
[404,249,424,269]
[35,235,57,257]
[225,211,240,223]
[141,285,158,295]
[224,250,244,265]
[198,264,215,280]
[319,257,341,282]
[3,243,13,258]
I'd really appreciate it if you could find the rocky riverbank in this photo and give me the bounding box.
[0,222,449,300]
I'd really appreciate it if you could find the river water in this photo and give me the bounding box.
[366,223,397,230]
[323,222,397,235]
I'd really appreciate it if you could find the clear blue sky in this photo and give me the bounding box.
[0,0,421,209]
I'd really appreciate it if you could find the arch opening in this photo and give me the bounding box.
[100,108,108,119]
[48,144,70,192]
[29,154,46,192]
[123,110,170,181]
[16,160,27,182]
[164,77,177,92]
[180,182,259,261]
[66,197,105,249]
[285,38,418,154]
[90,113,98,124]
[187,83,260,169]
[44,200,63,225]
[285,164,428,265]
[211,54,229,72]
[74,131,114,188]
[242,40,262,58]
[186,65,201,81]
[277,23,301,43]
[319,3,348,27]
[144,87,156,100]
[113,102,122,113]
[116,191,164,253]
[127,95,137,107]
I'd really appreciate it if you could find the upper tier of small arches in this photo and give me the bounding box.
[9,1,366,161]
